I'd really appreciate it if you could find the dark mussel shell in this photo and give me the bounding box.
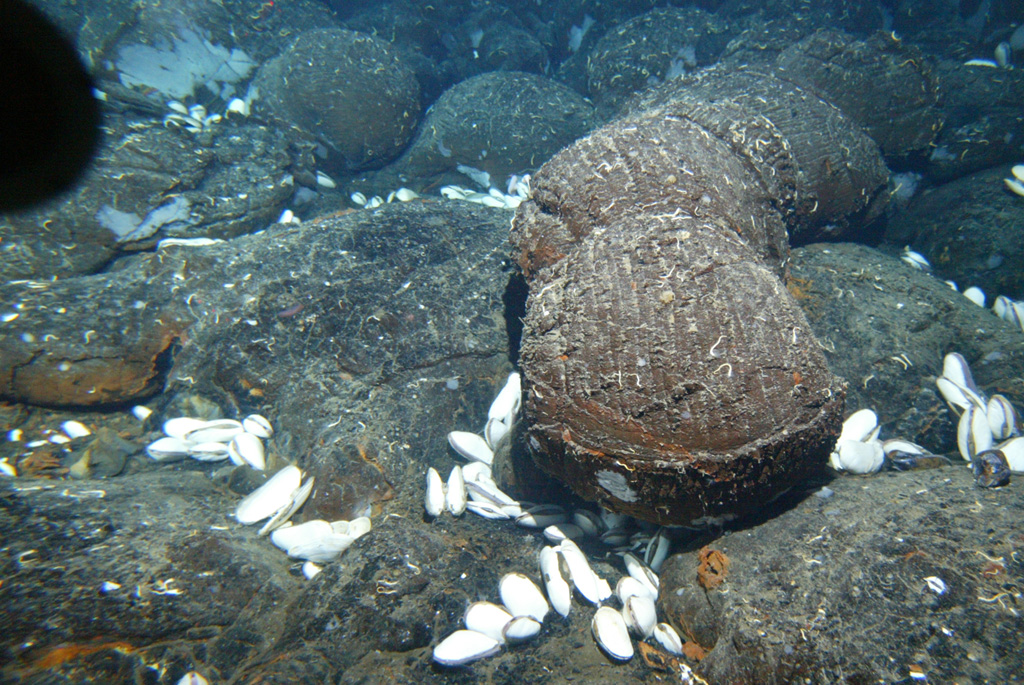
[971,449,1011,488]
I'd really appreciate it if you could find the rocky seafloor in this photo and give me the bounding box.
[1,200,1022,683]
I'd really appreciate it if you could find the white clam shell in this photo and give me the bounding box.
[622,595,657,638]
[464,478,517,507]
[162,417,208,440]
[539,546,572,618]
[881,439,928,456]
[503,616,542,643]
[987,395,1018,440]
[302,561,321,579]
[186,419,244,444]
[572,510,604,537]
[963,286,986,307]
[830,439,884,474]
[958,404,993,460]
[235,465,302,525]
[516,504,567,528]
[543,523,584,543]
[287,532,355,562]
[187,441,232,462]
[425,467,445,517]
[461,461,493,485]
[557,539,605,604]
[131,405,153,421]
[837,408,877,443]
[998,436,1024,471]
[653,622,685,655]
[616,575,656,604]
[242,414,273,438]
[432,629,501,666]
[942,353,978,392]
[466,501,511,520]
[447,431,494,465]
[623,552,659,599]
[61,420,91,439]
[488,372,522,423]
[592,606,634,662]
[484,416,510,451]
[348,516,372,539]
[1005,177,1024,197]
[446,466,467,516]
[464,601,512,643]
[994,295,1012,320]
[936,377,986,414]
[230,432,266,471]
[395,187,418,202]
[270,519,332,553]
[1012,164,1024,183]
[225,97,249,117]
[499,572,549,623]
[258,476,314,535]
[900,248,930,270]
[644,528,672,572]
[146,436,192,461]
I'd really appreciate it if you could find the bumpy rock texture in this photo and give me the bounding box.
[353,71,597,197]
[254,28,421,171]
[510,64,899,526]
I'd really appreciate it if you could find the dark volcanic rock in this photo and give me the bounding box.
[509,57,899,526]
[584,7,730,112]
[0,199,514,524]
[0,473,295,682]
[788,242,1024,454]
[661,465,1024,683]
[774,29,941,159]
[254,28,422,172]
[352,71,597,199]
[884,164,1024,302]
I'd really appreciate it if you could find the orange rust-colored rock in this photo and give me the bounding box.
[697,547,730,590]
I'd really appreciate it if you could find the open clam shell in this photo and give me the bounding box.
[539,546,572,617]
[592,606,634,662]
[235,465,302,525]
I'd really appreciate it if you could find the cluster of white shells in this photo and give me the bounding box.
[146,413,369,574]
[1,420,94,477]
[350,187,419,209]
[829,408,934,474]
[964,40,1013,68]
[163,97,251,134]
[831,352,1024,475]
[935,352,1024,468]
[439,174,531,210]
[234,463,371,573]
[426,372,688,667]
[992,294,1024,333]
[146,415,273,470]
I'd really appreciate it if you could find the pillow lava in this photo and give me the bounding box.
[254,28,421,171]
